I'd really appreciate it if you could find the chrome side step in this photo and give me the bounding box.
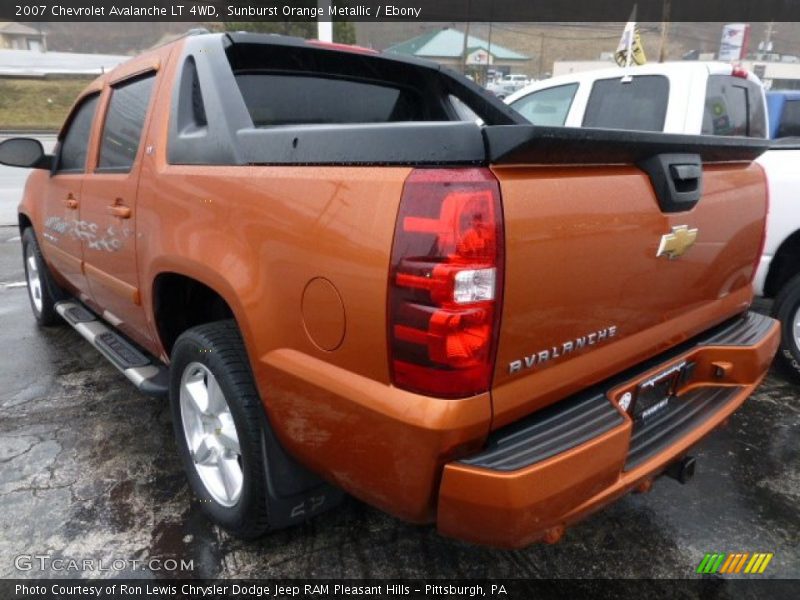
[55,300,169,396]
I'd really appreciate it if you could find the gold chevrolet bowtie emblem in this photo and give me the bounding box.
[657,225,698,259]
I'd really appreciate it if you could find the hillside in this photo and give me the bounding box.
[31,22,800,72]
[356,22,800,77]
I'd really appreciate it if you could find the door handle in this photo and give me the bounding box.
[670,164,702,182]
[638,153,703,213]
[64,193,78,210]
[108,200,131,219]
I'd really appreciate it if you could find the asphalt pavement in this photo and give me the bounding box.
[0,229,798,581]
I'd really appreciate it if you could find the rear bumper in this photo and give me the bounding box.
[437,311,780,548]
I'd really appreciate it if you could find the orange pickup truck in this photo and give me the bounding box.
[0,32,780,548]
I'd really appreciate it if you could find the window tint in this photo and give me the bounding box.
[57,95,99,172]
[702,75,767,138]
[510,84,578,126]
[583,76,669,131]
[176,56,207,134]
[777,100,800,138]
[98,74,155,171]
[235,74,426,127]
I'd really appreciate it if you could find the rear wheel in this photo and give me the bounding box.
[169,320,272,538]
[772,273,800,382]
[21,228,65,326]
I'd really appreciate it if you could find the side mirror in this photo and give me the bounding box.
[0,138,51,169]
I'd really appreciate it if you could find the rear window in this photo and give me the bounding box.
[702,75,767,138]
[510,84,578,126]
[777,99,800,138]
[235,73,426,127]
[583,75,669,132]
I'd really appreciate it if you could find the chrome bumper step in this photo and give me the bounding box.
[55,300,169,396]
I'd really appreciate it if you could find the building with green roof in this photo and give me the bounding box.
[385,27,530,79]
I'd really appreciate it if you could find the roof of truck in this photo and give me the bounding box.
[506,61,756,104]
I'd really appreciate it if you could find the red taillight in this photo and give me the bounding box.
[388,168,504,398]
[732,66,750,79]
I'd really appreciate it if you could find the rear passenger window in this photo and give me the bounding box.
[510,84,578,126]
[98,74,155,171]
[235,74,425,126]
[583,76,669,132]
[777,100,800,138]
[702,75,767,138]
[57,94,99,173]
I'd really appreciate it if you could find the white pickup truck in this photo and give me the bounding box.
[506,62,800,379]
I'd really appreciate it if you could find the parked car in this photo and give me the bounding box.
[506,62,800,381]
[0,35,779,548]
[486,73,531,98]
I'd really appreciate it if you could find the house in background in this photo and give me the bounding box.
[0,22,46,52]
[385,27,530,83]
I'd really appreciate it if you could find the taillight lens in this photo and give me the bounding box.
[731,66,750,79]
[388,168,504,398]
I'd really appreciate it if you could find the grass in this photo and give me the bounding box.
[0,77,94,131]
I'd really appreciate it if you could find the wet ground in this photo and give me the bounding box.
[0,226,798,580]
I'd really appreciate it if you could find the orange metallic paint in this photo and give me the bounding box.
[260,349,491,522]
[489,163,767,429]
[15,37,780,547]
[437,319,779,548]
[301,277,347,352]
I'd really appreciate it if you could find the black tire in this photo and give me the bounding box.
[21,227,65,327]
[169,320,272,539]
[772,273,800,382]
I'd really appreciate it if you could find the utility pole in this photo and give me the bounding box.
[658,0,671,62]
[764,21,776,55]
[486,22,493,82]
[461,21,472,75]
[317,0,332,42]
[538,34,545,78]
[460,0,475,75]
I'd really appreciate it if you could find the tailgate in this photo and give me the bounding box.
[484,126,769,428]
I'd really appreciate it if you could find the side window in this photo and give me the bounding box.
[510,84,578,126]
[57,94,99,173]
[583,76,669,131]
[234,74,426,126]
[777,100,800,138]
[702,75,767,138]
[98,73,156,171]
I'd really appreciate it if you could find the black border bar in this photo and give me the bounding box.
[2,579,799,600]
[7,1,800,22]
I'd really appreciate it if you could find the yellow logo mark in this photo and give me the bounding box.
[657,225,698,259]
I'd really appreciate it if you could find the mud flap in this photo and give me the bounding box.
[258,414,345,530]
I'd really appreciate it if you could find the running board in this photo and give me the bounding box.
[55,300,169,397]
